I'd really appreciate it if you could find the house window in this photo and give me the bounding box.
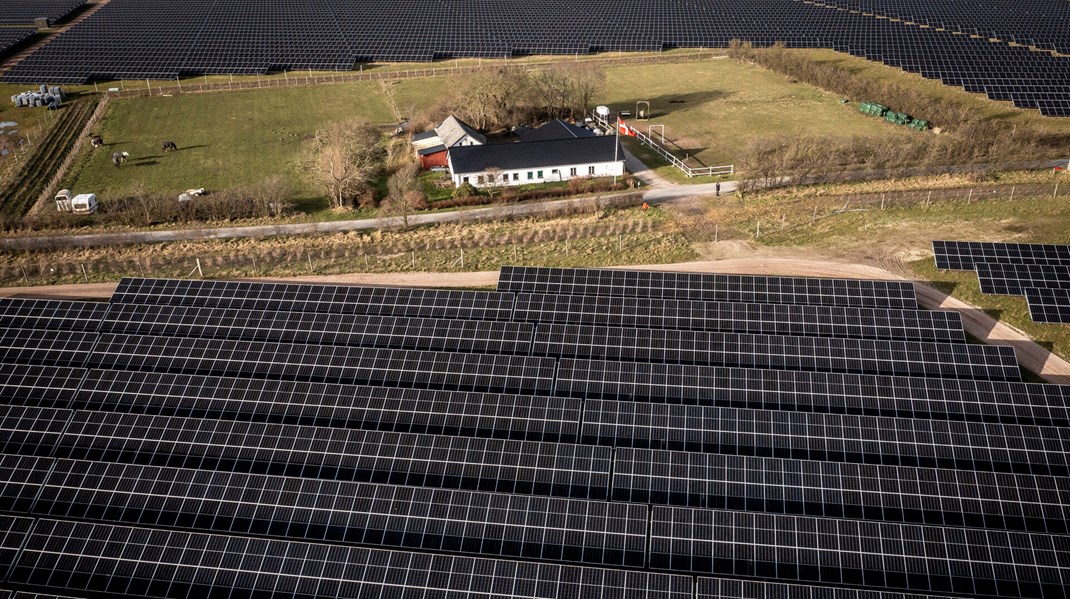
[512,173,519,181]
[477,175,485,184]
[527,172,533,180]
[588,166,596,175]
[537,170,543,179]
[462,176,469,183]
[570,167,577,177]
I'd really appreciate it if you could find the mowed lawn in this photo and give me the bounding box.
[600,58,907,168]
[64,83,399,202]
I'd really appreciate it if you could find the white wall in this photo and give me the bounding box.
[451,160,625,188]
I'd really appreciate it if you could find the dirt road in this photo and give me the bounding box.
[3,259,1067,384]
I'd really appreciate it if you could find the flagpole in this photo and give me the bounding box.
[614,116,620,163]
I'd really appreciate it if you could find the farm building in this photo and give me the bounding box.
[513,118,596,142]
[447,135,624,188]
[411,115,485,169]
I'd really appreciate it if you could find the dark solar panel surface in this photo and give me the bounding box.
[975,262,1070,296]
[933,241,1070,271]
[0,0,85,25]
[0,27,35,59]
[556,360,1070,428]
[499,266,920,308]
[534,324,1018,380]
[0,269,1065,598]
[515,293,965,343]
[1027,287,1070,324]
[2,0,1068,116]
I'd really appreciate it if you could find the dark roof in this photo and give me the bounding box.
[449,136,621,174]
[515,119,596,142]
[417,144,447,156]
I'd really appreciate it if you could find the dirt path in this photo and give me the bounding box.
[3,257,1067,383]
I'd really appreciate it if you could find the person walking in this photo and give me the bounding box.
[716,182,721,196]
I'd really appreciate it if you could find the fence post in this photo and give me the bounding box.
[925,190,931,207]
[80,264,88,282]
[714,224,719,242]
[880,194,885,210]
[967,189,973,204]
[755,221,760,239]
[1055,183,1059,198]
[1010,186,1015,201]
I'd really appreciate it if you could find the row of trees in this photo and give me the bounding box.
[412,63,607,133]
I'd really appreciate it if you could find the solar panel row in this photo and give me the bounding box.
[2,0,1069,115]
[0,267,1066,599]
[933,240,1070,323]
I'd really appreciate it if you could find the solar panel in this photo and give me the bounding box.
[0,515,34,573]
[499,266,920,309]
[0,363,86,408]
[696,577,958,599]
[87,333,556,394]
[933,241,1070,271]
[0,454,52,514]
[534,324,1018,380]
[975,262,1070,296]
[0,405,70,456]
[0,329,96,368]
[100,303,534,353]
[1026,287,1070,324]
[11,520,693,599]
[649,506,1069,597]
[37,459,649,567]
[514,293,965,343]
[73,370,581,442]
[0,298,106,332]
[109,277,516,320]
[582,400,1070,476]
[556,360,1069,428]
[57,411,613,499]
[0,0,86,25]
[614,448,1070,534]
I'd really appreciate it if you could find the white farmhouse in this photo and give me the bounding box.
[447,136,625,188]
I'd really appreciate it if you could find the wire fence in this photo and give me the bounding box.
[97,52,725,100]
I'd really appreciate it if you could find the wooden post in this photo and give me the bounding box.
[926,190,931,207]
[307,253,314,272]
[755,221,760,239]
[1055,183,1059,198]
[618,234,623,253]
[714,224,718,243]
[513,244,518,262]
[460,249,464,269]
[1010,186,1015,201]
[967,189,973,204]
[80,264,88,282]
[195,258,203,278]
[880,194,885,210]
[411,251,415,269]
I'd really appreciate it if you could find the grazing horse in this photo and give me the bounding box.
[90,134,103,148]
[162,140,178,152]
[112,151,129,167]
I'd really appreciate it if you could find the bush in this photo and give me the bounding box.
[453,182,477,199]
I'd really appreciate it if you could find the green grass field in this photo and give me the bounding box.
[62,83,397,205]
[54,49,1070,216]
[602,58,907,169]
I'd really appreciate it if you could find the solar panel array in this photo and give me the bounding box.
[0,0,85,26]
[1,265,1070,599]
[933,240,1070,324]
[0,28,35,59]
[1,0,1068,116]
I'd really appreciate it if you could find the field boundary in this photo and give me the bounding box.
[97,52,726,100]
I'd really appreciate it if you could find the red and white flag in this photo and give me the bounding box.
[617,117,637,137]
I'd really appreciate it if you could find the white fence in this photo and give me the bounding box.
[592,113,733,177]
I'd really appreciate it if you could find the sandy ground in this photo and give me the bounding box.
[3,257,1068,384]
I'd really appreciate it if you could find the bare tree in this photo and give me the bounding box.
[483,167,506,201]
[568,63,606,118]
[451,67,535,131]
[306,118,383,209]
